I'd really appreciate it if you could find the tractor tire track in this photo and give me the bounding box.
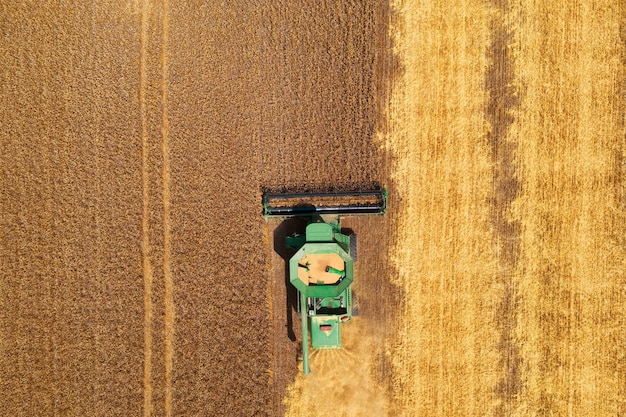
[159,2,174,416]
[140,1,154,415]
[485,2,521,414]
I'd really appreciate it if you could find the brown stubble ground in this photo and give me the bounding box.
[0,2,144,415]
[1,1,395,415]
[166,1,393,416]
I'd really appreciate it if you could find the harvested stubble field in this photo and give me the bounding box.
[0,1,625,417]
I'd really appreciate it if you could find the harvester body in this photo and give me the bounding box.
[263,189,386,375]
[289,220,353,373]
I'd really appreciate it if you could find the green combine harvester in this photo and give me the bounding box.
[263,189,387,374]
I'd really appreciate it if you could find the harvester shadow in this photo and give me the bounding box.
[273,217,310,343]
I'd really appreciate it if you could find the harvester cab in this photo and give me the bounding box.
[263,189,386,374]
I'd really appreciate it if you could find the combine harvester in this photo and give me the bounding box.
[263,188,387,374]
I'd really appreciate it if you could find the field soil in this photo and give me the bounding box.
[1,1,625,417]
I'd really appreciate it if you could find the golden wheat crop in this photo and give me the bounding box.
[508,1,626,415]
[385,0,502,415]
[385,0,626,416]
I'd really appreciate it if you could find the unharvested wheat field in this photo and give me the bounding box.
[1,1,624,416]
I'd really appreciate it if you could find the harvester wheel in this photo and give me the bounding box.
[349,233,357,261]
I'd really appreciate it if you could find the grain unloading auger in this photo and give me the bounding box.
[263,189,387,374]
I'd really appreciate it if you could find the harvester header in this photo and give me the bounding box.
[263,189,387,217]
